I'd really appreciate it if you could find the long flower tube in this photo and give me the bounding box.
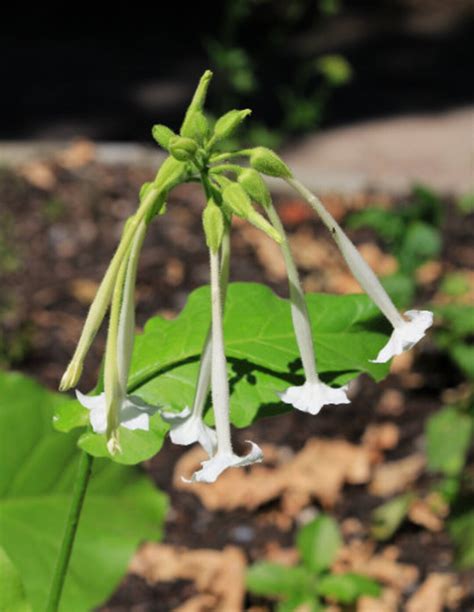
[187,244,263,483]
[161,228,231,456]
[266,202,349,414]
[60,159,185,392]
[76,221,159,454]
[286,178,433,363]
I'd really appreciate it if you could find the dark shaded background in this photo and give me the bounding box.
[2,0,473,141]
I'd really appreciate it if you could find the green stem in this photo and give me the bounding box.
[45,450,93,612]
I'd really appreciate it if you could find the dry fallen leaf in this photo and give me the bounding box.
[239,225,287,281]
[408,498,444,532]
[406,573,456,612]
[415,261,443,285]
[56,139,96,168]
[358,243,398,277]
[175,438,374,512]
[376,389,405,416]
[334,540,419,592]
[69,278,100,305]
[130,543,246,612]
[357,587,400,612]
[369,454,425,497]
[362,423,400,451]
[19,161,56,190]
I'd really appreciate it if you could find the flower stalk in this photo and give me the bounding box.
[286,177,432,362]
[266,201,349,414]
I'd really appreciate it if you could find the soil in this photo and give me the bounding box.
[1,158,473,611]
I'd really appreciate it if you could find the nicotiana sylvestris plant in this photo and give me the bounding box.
[60,69,432,474]
[49,69,433,609]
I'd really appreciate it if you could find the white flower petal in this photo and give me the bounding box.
[372,309,433,363]
[186,441,263,484]
[162,407,218,457]
[76,390,107,433]
[75,390,158,435]
[278,380,350,415]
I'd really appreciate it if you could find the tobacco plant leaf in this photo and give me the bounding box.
[0,546,31,612]
[0,371,167,611]
[54,282,391,463]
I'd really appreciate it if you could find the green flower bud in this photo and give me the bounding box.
[180,70,213,136]
[249,147,292,178]
[180,110,209,143]
[203,199,224,253]
[213,109,251,142]
[168,136,198,162]
[238,168,271,208]
[222,183,253,219]
[151,124,176,150]
[248,210,284,244]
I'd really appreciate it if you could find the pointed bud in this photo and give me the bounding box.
[180,110,209,143]
[59,360,83,392]
[168,136,198,162]
[203,199,224,253]
[249,147,292,178]
[180,70,213,136]
[152,124,176,150]
[213,109,251,142]
[248,210,284,243]
[222,183,253,218]
[238,168,271,207]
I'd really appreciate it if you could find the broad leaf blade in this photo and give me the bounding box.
[0,371,167,612]
[0,546,31,612]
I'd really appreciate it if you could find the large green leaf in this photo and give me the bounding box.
[0,546,31,612]
[54,282,390,463]
[0,370,167,612]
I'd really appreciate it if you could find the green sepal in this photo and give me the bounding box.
[168,136,198,162]
[180,110,209,143]
[203,199,224,253]
[180,70,213,136]
[238,168,271,207]
[222,182,253,218]
[151,124,176,150]
[250,147,293,178]
[213,109,251,142]
[153,156,187,193]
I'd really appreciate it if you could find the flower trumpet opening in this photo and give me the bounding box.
[278,380,350,415]
[286,177,433,361]
[372,309,433,363]
[184,441,264,484]
[162,407,218,457]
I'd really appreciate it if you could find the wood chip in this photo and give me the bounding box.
[376,389,405,416]
[408,499,444,532]
[406,573,456,612]
[369,454,425,497]
[362,423,400,451]
[175,438,374,511]
[130,543,246,611]
[357,587,400,612]
[19,161,56,190]
[56,139,96,168]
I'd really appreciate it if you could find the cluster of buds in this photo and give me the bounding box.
[60,71,432,481]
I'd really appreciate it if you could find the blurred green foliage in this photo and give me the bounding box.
[205,0,352,147]
[247,514,380,610]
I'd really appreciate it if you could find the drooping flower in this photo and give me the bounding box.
[184,240,263,483]
[265,200,350,414]
[287,177,433,363]
[75,221,159,454]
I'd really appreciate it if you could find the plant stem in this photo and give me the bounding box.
[45,450,93,612]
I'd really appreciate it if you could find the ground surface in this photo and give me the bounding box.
[1,151,473,611]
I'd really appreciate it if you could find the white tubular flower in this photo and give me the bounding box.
[186,246,263,483]
[161,230,231,457]
[76,221,158,454]
[287,178,433,363]
[279,380,349,415]
[372,309,433,363]
[266,201,350,414]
